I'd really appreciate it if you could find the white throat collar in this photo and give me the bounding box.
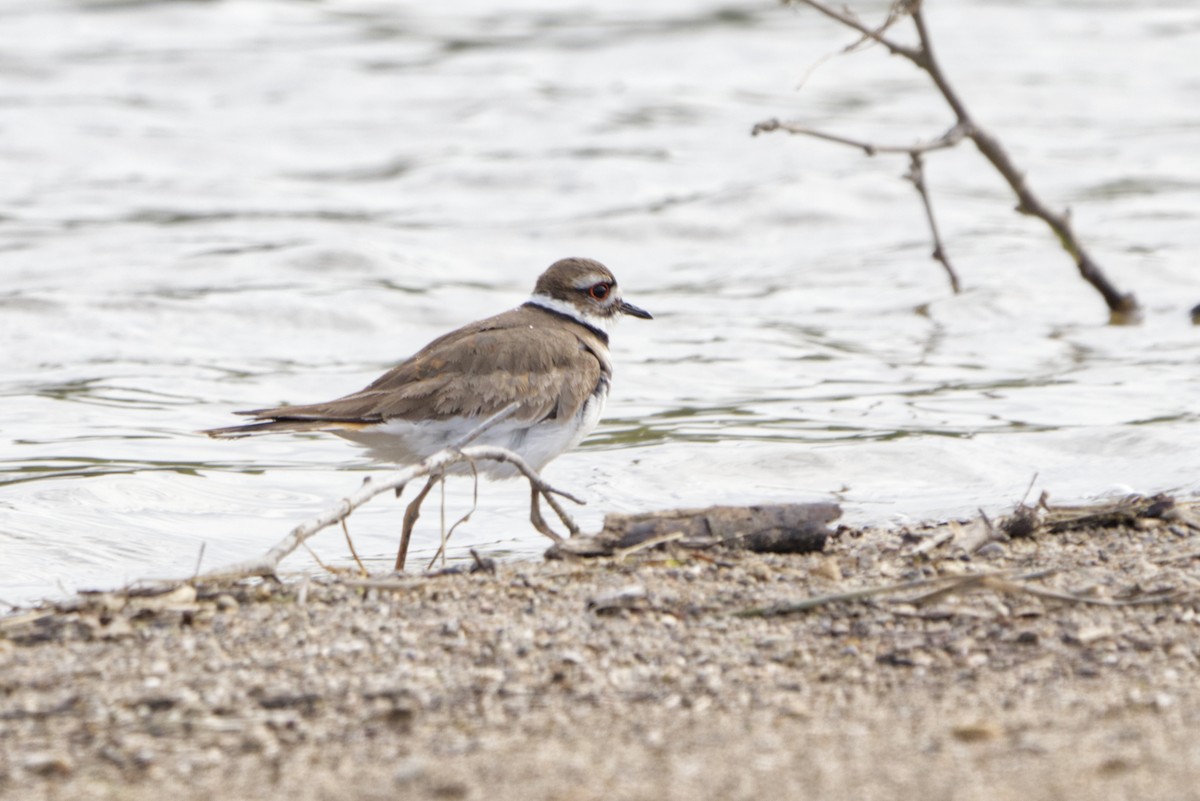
[526,293,612,334]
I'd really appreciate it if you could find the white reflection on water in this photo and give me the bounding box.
[1,0,1198,604]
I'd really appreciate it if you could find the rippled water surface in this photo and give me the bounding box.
[3,0,1199,604]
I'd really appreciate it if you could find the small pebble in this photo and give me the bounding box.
[974,542,1006,559]
[951,723,1001,743]
[23,752,73,778]
[393,756,427,785]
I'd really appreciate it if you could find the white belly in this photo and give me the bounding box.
[336,388,608,479]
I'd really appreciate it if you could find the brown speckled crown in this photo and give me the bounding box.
[534,257,618,307]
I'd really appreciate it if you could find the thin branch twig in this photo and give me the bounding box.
[794,0,919,59]
[760,0,1139,319]
[192,402,583,583]
[302,540,337,574]
[905,1,1136,319]
[613,531,685,561]
[752,119,967,294]
[427,460,480,570]
[905,151,960,292]
[191,543,206,580]
[737,566,1186,618]
[449,401,524,450]
[735,572,990,617]
[982,576,1184,608]
[752,119,968,157]
[841,0,909,55]
[340,519,367,576]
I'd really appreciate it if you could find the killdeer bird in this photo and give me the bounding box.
[205,257,652,567]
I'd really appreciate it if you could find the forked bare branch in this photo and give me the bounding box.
[194,403,583,582]
[757,0,1139,321]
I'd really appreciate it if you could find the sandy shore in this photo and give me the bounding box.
[3,497,1199,801]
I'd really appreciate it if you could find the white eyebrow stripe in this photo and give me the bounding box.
[572,273,613,290]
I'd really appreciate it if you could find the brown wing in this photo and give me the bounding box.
[237,308,606,427]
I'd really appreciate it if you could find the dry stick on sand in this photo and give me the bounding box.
[753,0,1139,322]
[738,568,1188,618]
[340,519,368,576]
[426,461,482,571]
[193,402,584,582]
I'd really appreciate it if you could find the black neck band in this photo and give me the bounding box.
[523,301,609,345]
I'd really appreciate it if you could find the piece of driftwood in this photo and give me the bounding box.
[545,502,841,559]
[1000,493,1197,539]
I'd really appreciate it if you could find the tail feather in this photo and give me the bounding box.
[201,419,369,439]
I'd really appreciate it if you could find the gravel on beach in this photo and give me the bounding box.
[3,498,1199,801]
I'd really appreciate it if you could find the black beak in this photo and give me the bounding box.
[619,299,653,320]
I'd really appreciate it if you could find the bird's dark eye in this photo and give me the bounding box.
[588,282,611,300]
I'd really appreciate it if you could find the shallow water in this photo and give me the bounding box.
[2,0,1198,605]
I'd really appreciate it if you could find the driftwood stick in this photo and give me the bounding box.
[549,502,840,559]
[981,576,1185,608]
[737,566,1186,618]
[758,0,1139,319]
[736,573,982,618]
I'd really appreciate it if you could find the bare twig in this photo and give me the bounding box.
[956,515,998,555]
[911,573,1186,607]
[340,519,367,576]
[613,531,686,561]
[752,120,967,294]
[538,483,584,536]
[905,151,960,292]
[302,540,340,575]
[191,543,206,580]
[1153,550,1200,565]
[911,524,955,556]
[736,572,988,617]
[426,461,481,570]
[469,549,496,574]
[438,475,447,566]
[449,401,523,450]
[1018,473,1040,507]
[794,0,919,59]
[842,0,909,54]
[759,0,1139,319]
[738,566,1186,618]
[908,1,1136,319]
[751,119,967,157]
[192,402,583,583]
[983,576,1184,608]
